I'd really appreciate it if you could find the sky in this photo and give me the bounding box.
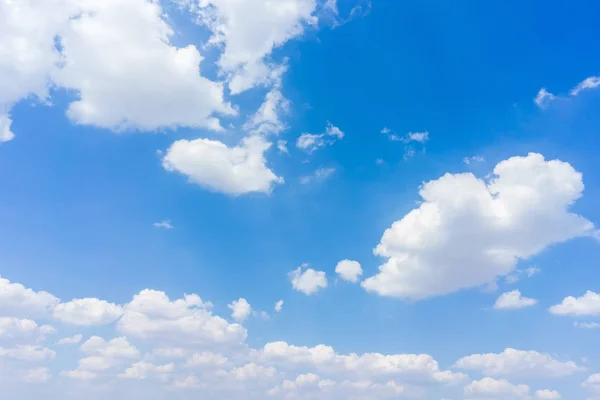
[1,0,600,399]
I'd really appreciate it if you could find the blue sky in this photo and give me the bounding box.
[1,0,600,399]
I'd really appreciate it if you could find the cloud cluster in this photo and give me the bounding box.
[362,153,597,300]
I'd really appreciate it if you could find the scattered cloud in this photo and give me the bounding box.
[289,264,328,295]
[296,122,344,153]
[361,153,597,300]
[300,167,336,184]
[465,377,530,398]
[53,298,123,326]
[335,260,363,283]
[228,298,252,322]
[574,321,600,329]
[505,267,540,284]
[534,88,557,109]
[570,76,600,96]
[0,345,56,362]
[463,155,485,165]
[56,335,83,345]
[23,367,51,383]
[162,136,283,196]
[549,291,600,316]
[493,290,537,310]
[274,300,284,312]
[535,389,561,399]
[277,140,289,154]
[243,87,290,135]
[153,220,174,230]
[455,348,582,378]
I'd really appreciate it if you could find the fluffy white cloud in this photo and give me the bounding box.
[570,76,600,96]
[262,341,466,383]
[53,298,123,326]
[335,260,363,283]
[153,347,189,359]
[163,135,283,196]
[0,317,41,337]
[0,276,59,317]
[119,361,174,380]
[289,265,328,295]
[60,369,97,380]
[117,289,247,345]
[583,373,600,391]
[465,377,529,398]
[296,122,344,153]
[228,298,252,322]
[187,0,318,93]
[0,345,55,362]
[362,153,597,300]
[185,352,228,368]
[80,336,140,359]
[52,0,235,131]
[549,291,600,316]
[274,300,284,312]
[493,290,537,310]
[230,363,277,380]
[534,88,557,109]
[454,348,582,378]
[0,0,75,141]
[56,334,83,345]
[535,389,561,399]
[0,0,236,139]
[23,367,51,383]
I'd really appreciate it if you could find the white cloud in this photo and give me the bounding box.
[153,347,189,359]
[187,0,318,94]
[80,336,140,359]
[0,115,15,142]
[173,375,200,389]
[163,135,283,196]
[505,266,541,284]
[77,355,115,371]
[277,140,289,154]
[0,345,56,362]
[335,260,363,283]
[535,389,561,399]
[228,298,252,322]
[493,290,537,310]
[404,131,429,143]
[274,300,284,312]
[296,122,344,153]
[262,341,466,383]
[534,88,557,109]
[52,0,235,132]
[119,361,174,380]
[570,76,600,96]
[549,291,600,316]
[231,363,277,380]
[0,275,59,317]
[454,348,582,378]
[23,367,51,383]
[574,321,600,329]
[185,352,228,368]
[464,155,485,165]
[243,87,290,136]
[583,373,600,391]
[117,289,247,345]
[56,334,83,345]
[289,264,328,295]
[60,369,97,380]
[361,153,597,300]
[153,220,174,229]
[0,317,41,338]
[465,377,529,398]
[53,298,123,326]
[300,167,336,184]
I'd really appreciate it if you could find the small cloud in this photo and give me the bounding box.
[574,322,600,329]
[504,266,540,284]
[289,264,328,295]
[403,147,416,160]
[274,300,283,312]
[300,167,336,184]
[534,88,557,109]
[463,155,485,165]
[404,131,429,144]
[375,158,385,165]
[277,140,289,154]
[153,220,173,230]
[380,127,391,135]
[296,122,344,153]
[493,290,537,310]
[570,76,600,96]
